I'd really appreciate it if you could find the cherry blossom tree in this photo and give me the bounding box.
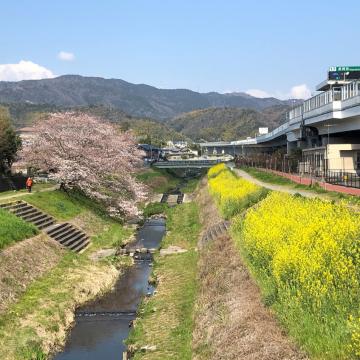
[21,112,147,218]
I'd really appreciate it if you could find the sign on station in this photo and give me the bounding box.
[328,66,360,81]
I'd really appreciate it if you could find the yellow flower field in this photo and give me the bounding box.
[207,164,267,218]
[207,164,360,357]
[231,191,360,358]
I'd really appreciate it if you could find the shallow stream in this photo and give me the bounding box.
[53,218,166,360]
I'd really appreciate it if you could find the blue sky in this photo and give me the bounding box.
[0,0,359,99]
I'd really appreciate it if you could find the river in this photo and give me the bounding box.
[53,218,166,360]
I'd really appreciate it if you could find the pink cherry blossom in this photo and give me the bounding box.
[20,112,147,218]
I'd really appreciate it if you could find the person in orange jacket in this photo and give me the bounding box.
[26,177,33,193]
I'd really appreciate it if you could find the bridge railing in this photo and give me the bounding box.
[256,122,289,142]
[288,80,360,121]
[153,159,225,168]
[341,81,360,101]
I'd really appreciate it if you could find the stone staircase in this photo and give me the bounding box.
[199,220,230,248]
[0,200,89,252]
[46,223,90,253]
[0,200,55,230]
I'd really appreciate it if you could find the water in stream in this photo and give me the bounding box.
[54,218,166,360]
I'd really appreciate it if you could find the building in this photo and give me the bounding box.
[200,67,360,176]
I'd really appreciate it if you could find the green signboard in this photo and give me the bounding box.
[329,66,360,72]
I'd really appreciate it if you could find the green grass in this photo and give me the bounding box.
[242,167,360,205]
[181,178,200,193]
[0,183,55,200]
[90,221,133,250]
[0,252,93,359]
[142,202,169,218]
[22,190,100,221]
[0,208,38,250]
[242,167,306,187]
[136,168,179,193]
[127,202,201,359]
[0,189,133,359]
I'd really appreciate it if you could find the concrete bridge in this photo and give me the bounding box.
[199,79,360,175]
[152,157,232,169]
[200,80,360,155]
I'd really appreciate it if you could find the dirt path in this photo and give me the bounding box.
[193,180,308,360]
[234,168,328,199]
[0,185,59,202]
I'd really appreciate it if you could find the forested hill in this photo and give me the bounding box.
[168,106,289,141]
[0,75,298,120]
[5,103,186,146]
[5,102,289,143]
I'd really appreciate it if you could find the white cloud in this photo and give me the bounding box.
[289,84,311,100]
[245,89,272,98]
[245,84,312,100]
[0,60,55,81]
[58,51,75,61]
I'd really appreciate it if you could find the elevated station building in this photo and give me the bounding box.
[200,67,360,176]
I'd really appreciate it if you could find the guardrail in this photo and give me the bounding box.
[288,80,360,121]
[153,159,225,168]
[325,170,360,189]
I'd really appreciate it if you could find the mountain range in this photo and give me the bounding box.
[0,75,298,120]
[168,106,290,141]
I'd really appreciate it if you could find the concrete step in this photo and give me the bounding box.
[11,203,32,212]
[38,218,56,230]
[46,223,72,237]
[57,228,83,245]
[62,233,88,248]
[22,212,47,223]
[1,200,91,252]
[45,222,90,252]
[32,215,53,227]
[53,226,78,242]
[71,238,90,253]
[0,201,23,210]
[14,207,38,217]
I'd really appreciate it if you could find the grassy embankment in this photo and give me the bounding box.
[0,189,133,360]
[136,168,179,194]
[210,163,360,358]
[0,183,55,199]
[242,166,360,205]
[127,200,201,359]
[242,166,305,186]
[0,208,38,250]
[0,166,199,359]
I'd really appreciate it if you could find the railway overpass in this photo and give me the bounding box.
[200,78,360,175]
